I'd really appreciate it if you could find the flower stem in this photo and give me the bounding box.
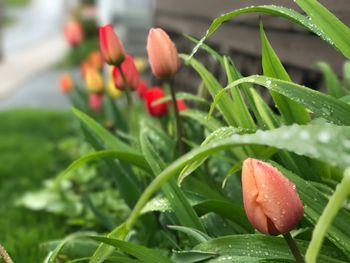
[305,169,350,263]
[118,65,137,134]
[166,78,184,155]
[283,232,304,263]
[0,244,13,263]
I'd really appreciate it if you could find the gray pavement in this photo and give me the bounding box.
[0,69,71,109]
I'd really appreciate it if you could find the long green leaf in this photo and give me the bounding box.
[295,0,350,60]
[90,236,172,263]
[57,150,151,185]
[211,76,350,125]
[190,5,334,59]
[260,20,310,125]
[317,62,344,98]
[89,223,129,263]
[73,108,137,154]
[192,235,346,263]
[180,109,223,132]
[180,54,237,126]
[140,123,205,232]
[123,121,350,248]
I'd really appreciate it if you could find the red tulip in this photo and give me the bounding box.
[147,28,180,79]
[144,87,168,117]
[89,93,103,112]
[64,20,84,47]
[137,80,148,98]
[176,99,187,112]
[241,158,304,235]
[99,24,126,66]
[112,55,140,90]
[59,74,73,93]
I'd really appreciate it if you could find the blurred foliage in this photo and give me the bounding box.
[0,109,77,262]
[5,0,29,7]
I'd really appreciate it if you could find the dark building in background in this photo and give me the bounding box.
[154,0,349,93]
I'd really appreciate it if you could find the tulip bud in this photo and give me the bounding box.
[89,93,103,112]
[176,99,187,112]
[112,55,140,90]
[85,68,104,93]
[64,20,84,47]
[147,28,180,79]
[241,158,304,235]
[144,87,168,117]
[99,24,126,66]
[89,50,103,70]
[137,80,148,98]
[59,74,73,93]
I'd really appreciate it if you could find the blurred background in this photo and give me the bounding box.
[0,0,349,261]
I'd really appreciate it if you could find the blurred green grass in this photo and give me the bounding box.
[5,0,30,7]
[0,109,77,262]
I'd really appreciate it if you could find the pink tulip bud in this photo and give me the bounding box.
[99,24,126,66]
[147,28,180,79]
[242,158,304,235]
[64,20,84,47]
[89,93,103,112]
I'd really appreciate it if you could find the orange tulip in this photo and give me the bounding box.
[89,50,103,70]
[99,24,126,66]
[85,68,104,93]
[64,20,84,47]
[59,74,73,93]
[241,158,304,235]
[147,28,180,79]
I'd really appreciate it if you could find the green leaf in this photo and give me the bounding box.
[73,108,137,154]
[46,232,94,263]
[172,250,217,263]
[139,123,205,232]
[180,54,237,126]
[124,121,350,235]
[343,61,350,91]
[295,0,350,60]
[192,235,346,263]
[190,5,335,59]
[317,62,344,98]
[274,162,350,258]
[89,223,129,263]
[180,109,223,132]
[223,56,256,129]
[260,20,310,125]
[103,95,128,133]
[306,169,350,262]
[179,127,239,185]
[57,150,151,185]
[168,225,211,243]
[153,92,210,106]
[90,236,172,263]
[211,75,350,125]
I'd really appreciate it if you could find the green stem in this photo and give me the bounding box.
[165,78,184,155]
[282,232,304,263]
[118,65,137,134]
[305,169,350,263]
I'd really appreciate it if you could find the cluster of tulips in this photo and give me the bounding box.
[58,19,307,262]
[60,21,187,118]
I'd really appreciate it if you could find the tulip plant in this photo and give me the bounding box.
[26,1,350,263]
